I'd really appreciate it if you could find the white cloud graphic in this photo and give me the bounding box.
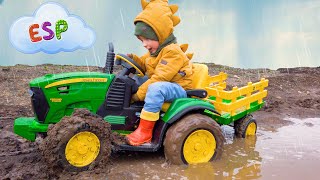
[9,2,96,54]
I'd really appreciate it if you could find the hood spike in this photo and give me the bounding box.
[172,15,181,26]
[180,44,188,52]
[141,0,149,10]
[186,53,194,60]
[170,4,179,14]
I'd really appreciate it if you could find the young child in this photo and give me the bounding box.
[126,0,193,146]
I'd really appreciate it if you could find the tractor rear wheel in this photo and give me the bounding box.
[234,114,257,138]
[40,109,112,172]
[164,114,224,165]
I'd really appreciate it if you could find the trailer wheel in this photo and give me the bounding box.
[234,114,257,138]
[164,114,224,165]
[40,109,112,172]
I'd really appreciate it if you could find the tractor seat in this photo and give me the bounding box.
[186,89,207,98]
[161,63,209,112]
[191,63,210,89]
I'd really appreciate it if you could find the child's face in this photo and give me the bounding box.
[137,35,159,54]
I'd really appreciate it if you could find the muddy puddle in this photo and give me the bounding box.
[107,118,320,180]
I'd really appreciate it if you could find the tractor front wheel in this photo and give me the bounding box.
[40,109,112,172]
[164,114,225,165]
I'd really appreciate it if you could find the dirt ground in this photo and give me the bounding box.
[0,64,319,179]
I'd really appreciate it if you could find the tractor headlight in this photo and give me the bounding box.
[28,89,34,97]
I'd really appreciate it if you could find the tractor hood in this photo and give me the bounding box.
[30,72,114,88]
[27,71,115,124]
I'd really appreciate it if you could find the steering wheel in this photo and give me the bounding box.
[115,54,145,77]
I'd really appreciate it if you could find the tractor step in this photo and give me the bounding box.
[117,143,160,152]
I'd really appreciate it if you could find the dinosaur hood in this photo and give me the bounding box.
[134,0,181,45]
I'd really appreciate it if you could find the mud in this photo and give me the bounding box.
[0,127,48,179]
[106,118,320,179]
[255,118,320,180]
[111,132,127,146]
[40,109,113,176]
[0,64,319,179]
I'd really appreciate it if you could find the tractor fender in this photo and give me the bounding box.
[162,98,220,125]
[167,106,219,125]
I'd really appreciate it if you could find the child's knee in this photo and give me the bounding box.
[147,82,167,92]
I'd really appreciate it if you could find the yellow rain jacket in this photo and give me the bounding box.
[132,0,193,101]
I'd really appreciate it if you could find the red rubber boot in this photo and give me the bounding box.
[126,119,156,146]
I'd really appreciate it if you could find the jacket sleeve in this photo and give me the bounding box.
[135,49,184,100]
[131,53,149,73]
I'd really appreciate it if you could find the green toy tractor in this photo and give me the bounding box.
[13,43,268,171]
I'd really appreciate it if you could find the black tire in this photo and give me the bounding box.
[164,114,225,165]
[40,109,112,172]
[234,114,257,138]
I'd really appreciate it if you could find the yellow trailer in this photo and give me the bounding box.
[192,64,269,137]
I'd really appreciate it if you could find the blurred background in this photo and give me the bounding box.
[0,0,319,69]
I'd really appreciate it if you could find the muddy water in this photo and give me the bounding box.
[107,118,320,180]
[255,118,320,180]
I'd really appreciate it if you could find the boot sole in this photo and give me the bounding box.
[126,137,152,146]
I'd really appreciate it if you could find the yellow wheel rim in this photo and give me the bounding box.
[245,122,257,136]
[183,130,216,164]
[65,131,100,167]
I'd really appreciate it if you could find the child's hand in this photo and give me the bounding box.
[131,93,140,103]
[127,54,133,59]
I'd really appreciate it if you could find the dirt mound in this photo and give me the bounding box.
[0,105,32,119]
[296,98,320,109]
[261,72,320,118]
[1,151,49,180]
[277,67,320,75]
[0,131,37,155]
[0,130,49,179]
